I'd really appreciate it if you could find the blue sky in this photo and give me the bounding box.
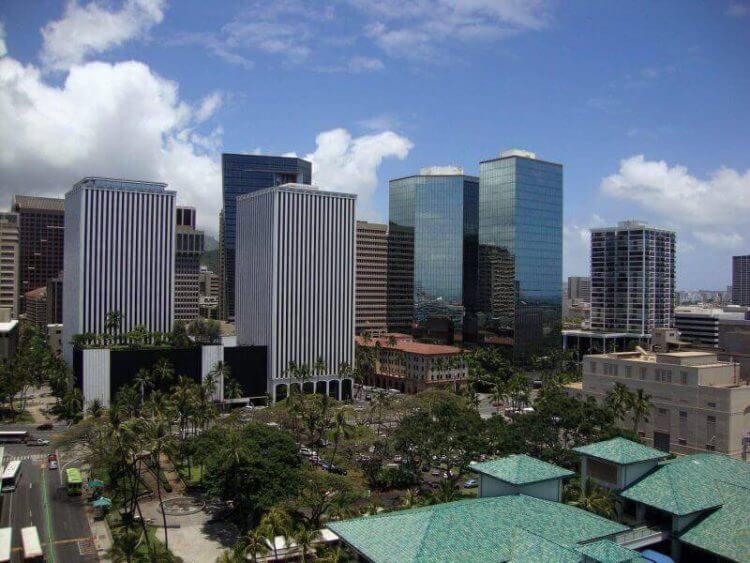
[1,1,749,289]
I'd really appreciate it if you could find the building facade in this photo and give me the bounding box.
[24,287,47,326]
[389,167,479,336]
[236,184,355,402]
[590,221,676,335]
[220,154,312,320]
[567,350,750,458]
[0,212,20,317]
[174,207,204,322]
[732,255,750,306]
[63,178,176,363]
[477,150,563,360]
[199,266,220,319]
[46,275,63,325]
[674,305,749,348]
[386,222,414,334]
[356,333,468,393]
[567,276,591,302]
[11,196,64,313]
[356,221,389,335]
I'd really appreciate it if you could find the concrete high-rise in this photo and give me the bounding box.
[0,212,20,317]
[590,220,675,335]
[220,154,312,320]
[356,221,388,335]
[236,184,355,402]
[477,150,563,360]
[732,255,750,306]
[567,276,591,302]
[63,178,175,363]
[389,167,478,336]
[12,195,64,313]
[174,206,204,322]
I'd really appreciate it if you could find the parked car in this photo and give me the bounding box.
[431,468,441,476]
[329,465,347,476]
[36,423,54,431]
[28,438,50,447]
[393,455,403,463]
[464,479,478,489]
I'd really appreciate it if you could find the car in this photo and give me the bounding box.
[28,438,50,447]
[431,468,440,476]
[464,479,478,489]
[421,464,430,472]
[36,423,54,431]
[393,455,403,463]
[329,465,348,475]
[48,458,58,470]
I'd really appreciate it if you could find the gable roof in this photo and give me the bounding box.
[471,454,574,485]
[573,438,668,465]
[327,495,628,562]
[575,540,647,562]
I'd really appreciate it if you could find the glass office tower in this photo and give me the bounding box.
[389,167,478,336]
[478,150,562,361]
[220,154,312,320]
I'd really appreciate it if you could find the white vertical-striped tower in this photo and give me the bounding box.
[63,177,176,364]
[236,184,356,402]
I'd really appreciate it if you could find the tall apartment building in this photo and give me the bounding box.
[0,212,20,317]
[356,221,388,335]
[732,255,750,306]
[389,167,478,335]
[12,196,64,313]
[567,276,591,301]
[386,223,414,334]
[47,275,63,325]
[220,154,312,320]
[174,207,204,322]
[236,184,356,402]
[199,267,220,319]
[567,350,749,458]
[590,221,675,335]
[63,178,175,363]
[477,150,563,360]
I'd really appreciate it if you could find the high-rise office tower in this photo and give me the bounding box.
[590,220,675,335]
[477,149,563,360]
[389,166,479,335]
[732,255,750,306]
[0,212,20,317]
[220,154,312,320]
[386,225,414,333]
[11,195,64,313]
[236,184,356,402]
[174,206,204,322]
[356,221,389,335]
[567,276,591,302]
[63,178,176,363]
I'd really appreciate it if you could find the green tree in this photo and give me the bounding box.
[108,528,144,563]
[328,408,354,467]
[294,470,360,529]
[258,507,293,562]
[563,477,617,519]
[630,388,652,434]
[605,382,633,423]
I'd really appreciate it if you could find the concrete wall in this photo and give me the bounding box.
[82,348,111,407]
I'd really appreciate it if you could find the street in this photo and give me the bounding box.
[0,425,96,562]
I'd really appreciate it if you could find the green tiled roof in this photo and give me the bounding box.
[327,495,628,563]
[573,438,668,465]
[576,540,647,562]
[620,453,750,516]
[471,454,574,485]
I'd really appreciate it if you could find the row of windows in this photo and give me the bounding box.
[591,361,690,384]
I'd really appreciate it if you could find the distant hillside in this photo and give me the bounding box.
[201,249,219,273]
[204,234,219,251]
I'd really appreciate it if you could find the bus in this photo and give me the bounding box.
[1,460,22,492]
[0,431,28,444]
[21,527,43,562]
[0,527,10,563]
[66,467,83,496]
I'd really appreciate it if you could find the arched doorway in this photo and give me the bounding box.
[316,381,327,395]
[275,383,288,402]
[303,381,315,394]
[341,379,352,401]
[328,379,339,399]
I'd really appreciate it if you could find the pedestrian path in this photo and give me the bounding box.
[3,453,46,462]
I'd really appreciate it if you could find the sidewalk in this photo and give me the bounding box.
[86,506,113,562]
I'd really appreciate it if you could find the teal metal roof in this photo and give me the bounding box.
[573,438,668,465]
[576,540,647,562]
[327,495,628,563]
[471,454,574,485]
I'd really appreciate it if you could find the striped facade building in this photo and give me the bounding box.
[236,184,356,402]
[63,178,176,363]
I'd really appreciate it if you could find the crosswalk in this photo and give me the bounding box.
[2,454,46,463]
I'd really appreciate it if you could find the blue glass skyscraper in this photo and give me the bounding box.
[389,167,478,335]
[220,154,312,319]
[477,150,562,361]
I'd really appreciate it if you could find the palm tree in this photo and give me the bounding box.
[143,414,173,551]
[563,478,616,519]
[152,359,175,392]
[401,488,421,509]
[630,388,652,434]
[292,526,318,563]
[429,479,460,505]
[244,530,269,563]
[314,356,327,382]
[108,528,143,563]
[328,409,354,467]
[105,310,123,344]
[209,361,231,402]
[87,399,104,419]
[317,546,346,563]
[259,507,293,563]
[605,382,633,422]
[134,368,153,407]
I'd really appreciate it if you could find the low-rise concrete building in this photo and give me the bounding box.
[47,323,63,358]
[566,350,750,458]
[472,454,574,502]
[356,333,468,393]
[0,312,19,359]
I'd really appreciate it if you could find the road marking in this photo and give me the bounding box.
[41,465,57,563]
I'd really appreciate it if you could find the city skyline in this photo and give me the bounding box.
[1,1,749,290]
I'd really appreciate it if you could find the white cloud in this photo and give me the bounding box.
[563,215,606,277]
[0,54,221,233]
[600,154,750,247]
[693,231,744,248]
[223,20,311,63]
[0,21,7,58]
[40,0,166,71]
[195,91,223,122]
[348,55,384,72]
[304,128,413,215]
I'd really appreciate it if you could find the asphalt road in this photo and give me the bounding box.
[0,425,96,562]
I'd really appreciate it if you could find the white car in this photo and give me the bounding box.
[28,438,50,447]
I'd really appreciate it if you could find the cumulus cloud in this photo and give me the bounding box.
[304,128,413,214]
[0,54,221,233]
[40,0,166,71]
[195,91,223,122]
[0,21,7,58]
[348,55,384,73]
[600,154,750,248]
